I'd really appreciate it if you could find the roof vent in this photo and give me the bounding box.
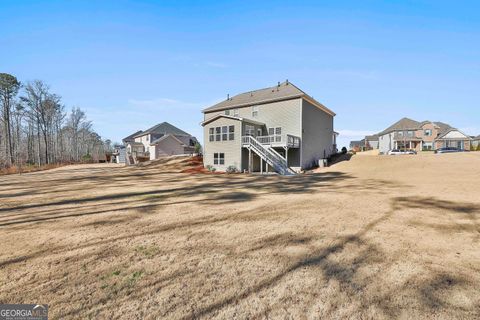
[227,94,230,100]
[277,81,280,91]
[286,79,289,85]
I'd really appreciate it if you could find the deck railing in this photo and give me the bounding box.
[252,134,300,148]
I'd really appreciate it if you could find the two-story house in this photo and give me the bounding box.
[123,122,197,163]
[378,117,472,153]
[201,81,336,174]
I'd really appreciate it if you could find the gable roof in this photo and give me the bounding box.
[150,134,187,146]
[200,114,265,126]
[123,130,143,143]
[379,117,421,135]
[134,122,191,138]
[433,121,453,135]
[202,81,335,116]
[436,128,472,140]
[365,134,379,141]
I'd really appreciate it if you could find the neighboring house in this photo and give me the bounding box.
[201,80,336,174]
[365,135,379,149]
[350,140,365,152]
[472,136,480,149]
[378,117,472,153]
[123,122,197,163]
[111,145,126,164]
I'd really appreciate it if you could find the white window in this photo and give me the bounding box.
[222,126,228,141]
[424,129,432,136]
[275,127,282,142]
[233,108,239,117]
[209,128,214,142]
[214,153,225,165]
[245,125,255,136]
[215,127,221,141]
[252,105,258,117]
[225,110,230,116]
[229,125,235,140]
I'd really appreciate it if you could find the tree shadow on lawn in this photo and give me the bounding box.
[179,196,480,319]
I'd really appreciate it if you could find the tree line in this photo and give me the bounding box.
[0,73,110,169]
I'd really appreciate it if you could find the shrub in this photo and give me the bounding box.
[194,142,202,154]
[341,147,347,154]
[206,165,216,172]
[82,154,92,163]
[226,165,238,173]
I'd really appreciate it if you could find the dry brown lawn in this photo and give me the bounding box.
[1,153,480,319]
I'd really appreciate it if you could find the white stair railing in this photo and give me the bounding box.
[242,136,295,175]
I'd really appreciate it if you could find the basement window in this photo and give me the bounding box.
[214,153,225,165]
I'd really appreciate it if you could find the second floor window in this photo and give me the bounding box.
[222,126,228,140]
[209,128,214,141]
[252,105,258,117]
[229,125,234,140]
[424,129,432,136]
[233,108,239,117]
[216,127,221,141]
[225,110,230,116]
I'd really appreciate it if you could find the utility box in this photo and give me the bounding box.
[318,159,328,168]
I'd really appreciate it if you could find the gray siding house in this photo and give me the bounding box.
[201,81,337,174]
[124,122,197,164]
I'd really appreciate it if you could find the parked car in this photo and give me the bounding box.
[435,147,462,154]
[388,149,417,155]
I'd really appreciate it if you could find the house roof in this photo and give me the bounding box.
[365,134,379,141]
[474,135,480,140]
[123,130,143,143]
[200,114,265,126]
[202,81,336,116]
[134,122,191,138]
[436,128,472,140]
[433,121,453,135]
[379,117,422,135]
[150,134,187,146]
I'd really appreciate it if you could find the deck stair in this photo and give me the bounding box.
[242,136,296,175]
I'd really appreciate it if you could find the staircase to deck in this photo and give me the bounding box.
[242,136,296,175]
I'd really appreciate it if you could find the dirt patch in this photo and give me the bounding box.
[0,153,479,319]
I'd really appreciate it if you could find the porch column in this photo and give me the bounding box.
[260,158,263,174]
[285,147,289,166]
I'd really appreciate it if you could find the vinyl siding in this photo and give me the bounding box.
[378,133,394,153]
[301,99,334,169]
[203,117,242,172]
[205,98,303,138]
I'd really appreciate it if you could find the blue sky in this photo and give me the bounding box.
[1,0,479,148]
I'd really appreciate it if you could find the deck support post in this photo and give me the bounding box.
[248,148,252,173]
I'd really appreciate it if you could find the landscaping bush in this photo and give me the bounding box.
[341,147,347,154]
[226,165,238,173]
[206,165,216,172]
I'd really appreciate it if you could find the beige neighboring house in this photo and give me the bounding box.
[123,122,197,164]
[471,135,480,149]
[201,80,337,174]
[378,117,472,153]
